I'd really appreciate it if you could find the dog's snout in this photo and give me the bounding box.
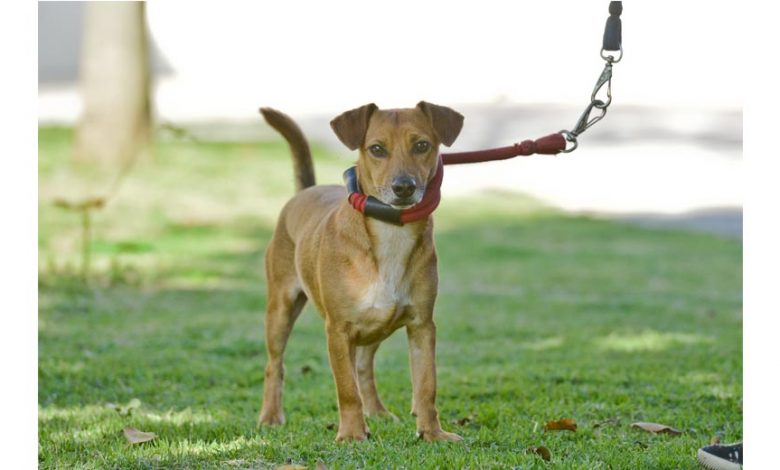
[391,176,417,198]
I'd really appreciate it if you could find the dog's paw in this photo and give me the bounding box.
[335,429,369,442]
[417,429,463,443]
[257,410,285,427]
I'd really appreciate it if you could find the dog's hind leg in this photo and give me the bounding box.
[356,342,397,420]
[258,286,306,426]
[258,236,307,426]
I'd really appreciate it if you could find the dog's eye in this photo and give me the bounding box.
[368,144,387,158]
[413,141,431,154]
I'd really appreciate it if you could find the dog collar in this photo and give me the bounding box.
[341,133,566,225]
[343,157,443,226]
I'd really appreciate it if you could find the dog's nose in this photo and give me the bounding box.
[391,176,417,198]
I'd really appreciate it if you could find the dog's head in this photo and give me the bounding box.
[331,102,463,209]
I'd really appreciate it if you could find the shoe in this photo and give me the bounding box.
[697,442,743,470]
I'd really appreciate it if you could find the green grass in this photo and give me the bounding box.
[38,127,742,469]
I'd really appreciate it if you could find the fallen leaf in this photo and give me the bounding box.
[631,422,682,436]
[544,418,577,432]
[527,445,552,461]
[315,461,328,470]
[710,435,722,445]
[123,427,157,444]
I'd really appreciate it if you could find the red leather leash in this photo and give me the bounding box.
[345,132,567,225]
[441,133,566,165]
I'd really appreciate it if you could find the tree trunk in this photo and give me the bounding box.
[75,2,151,162]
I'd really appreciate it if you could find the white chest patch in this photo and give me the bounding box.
[358,223,417,311]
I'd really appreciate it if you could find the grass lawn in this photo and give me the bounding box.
[38,127,742,469]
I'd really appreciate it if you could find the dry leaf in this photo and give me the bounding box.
[631,422,682,436]
[527,445,552,461]
[544,418,577,432]
[123,427,157,444]
[315,461,328,470]
[710,435,722,445]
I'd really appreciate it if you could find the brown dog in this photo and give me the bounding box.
[257,102,464,442]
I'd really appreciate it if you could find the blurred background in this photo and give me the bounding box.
[39,1,742,239]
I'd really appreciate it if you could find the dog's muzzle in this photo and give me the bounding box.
[344,157,444,225]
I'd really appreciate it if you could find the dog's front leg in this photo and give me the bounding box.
[356,342,397,420]
[326,323,369,442]
[406,319,462,442]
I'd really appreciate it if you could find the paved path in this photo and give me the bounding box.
[617,208,742,239]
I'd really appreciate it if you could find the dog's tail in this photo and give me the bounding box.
[259,107,316,192]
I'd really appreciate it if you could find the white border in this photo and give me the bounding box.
[743,7,780,466]
[1,0,38,468]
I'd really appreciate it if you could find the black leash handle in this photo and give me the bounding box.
[603,1,623,52]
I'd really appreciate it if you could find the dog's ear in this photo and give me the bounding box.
[416,101,464,147]
[330,103,378,151]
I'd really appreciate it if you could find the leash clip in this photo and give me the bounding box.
[571,100,607,137]
[600,46,622,64]
[591,61,613,109]
[559,130,578,153]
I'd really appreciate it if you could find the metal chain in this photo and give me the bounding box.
[560,2,622,153]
